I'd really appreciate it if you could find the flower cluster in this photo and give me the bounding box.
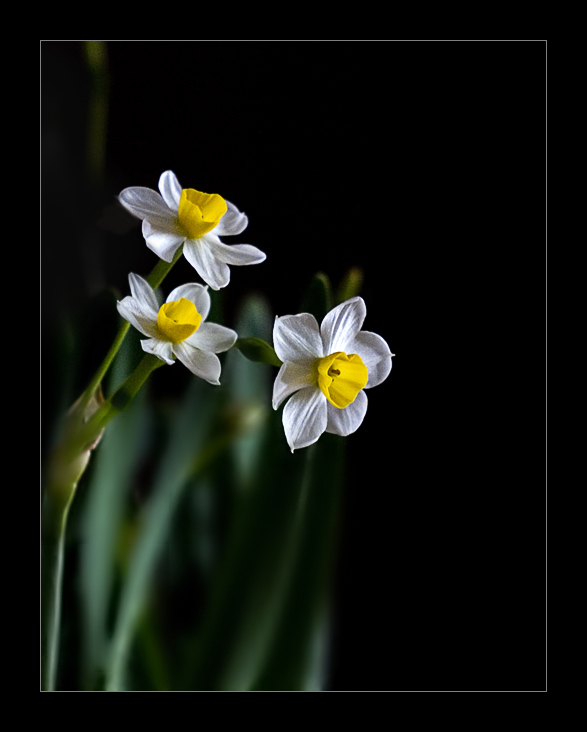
[116,170,393,449]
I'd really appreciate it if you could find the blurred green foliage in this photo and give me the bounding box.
[49,273,353,691]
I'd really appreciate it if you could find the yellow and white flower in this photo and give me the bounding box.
[272,297,393,451]
[117,273,237,384]
[118,170,266,290]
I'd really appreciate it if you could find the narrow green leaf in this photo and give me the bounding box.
[186,411,313,691]
[251,433,345,691]
[105,375,217,690]
[78,330,149,689]
[226,294,275,487]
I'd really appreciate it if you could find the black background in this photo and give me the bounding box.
[41,40,546,691]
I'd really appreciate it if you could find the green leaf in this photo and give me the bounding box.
[185,409,314,691]
[104,375,218,690]
[250,434,345,691]
[78,329,149,689]
[225,295,274,487]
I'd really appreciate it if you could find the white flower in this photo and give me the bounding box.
[116,273,237,385]
[272,297,393,452]
[118,170,266,290]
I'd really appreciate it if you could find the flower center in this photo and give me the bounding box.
[157,298,202,343]
[317,352,368,409]
[178,188,227,239]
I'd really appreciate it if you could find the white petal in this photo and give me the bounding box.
[158,170,182,211]
[117,296,159,338]
[282,387,328,452]
[183,239,230,290]
[325,390,368,436]
[348,331,393,389]
[272,361,315,410]
[118,186,175,221]
[273,313,323,364]
[320,297,367,355]
[207,237,266,266]
[128,273,159,317]
[143,220,185,263]
[166,282,211,321]
[213,200,249,236]
[140,338,175,365]
[172,343,222,384]
[186,322,237,353]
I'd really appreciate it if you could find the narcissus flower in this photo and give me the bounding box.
[117,273,237,384]
[272,297,393,452]
[118,170,266,290]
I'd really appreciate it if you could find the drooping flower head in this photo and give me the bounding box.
[117,273,237,385]
[118,171,266,290]
[272,297,393,452]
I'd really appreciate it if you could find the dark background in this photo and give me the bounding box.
[41,40,546,691]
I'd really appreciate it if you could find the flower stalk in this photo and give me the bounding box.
[42,353,164,690]
[41,479,76,690]
[42,389,103,690]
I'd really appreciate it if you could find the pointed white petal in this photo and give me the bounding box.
[325,390,368,436]
[282,386,328,452]
[166,282,211,320]
[172,343,222,384]
[213,200,249,236]
[348,331,393,388]
[183,239,230,290]
[158,170,182,211]
[140,338,175,365]
[186,322,237,353]
[207,237,266,266]
[128,273,159,316]
[118,186,174,221]
[117,296,159,338]
[272,361,315,410]
[142,220,185,263]
[273,313,323,364]
[320,297,367,355]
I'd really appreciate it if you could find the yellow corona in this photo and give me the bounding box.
[177,188,228,239]
[317,351,369,409]
[157,298,202,343]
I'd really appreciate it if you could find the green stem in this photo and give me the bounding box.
[86,353,166,435]
[146,246,184,290]
[81,320,131,412]
[41,476,76,690]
